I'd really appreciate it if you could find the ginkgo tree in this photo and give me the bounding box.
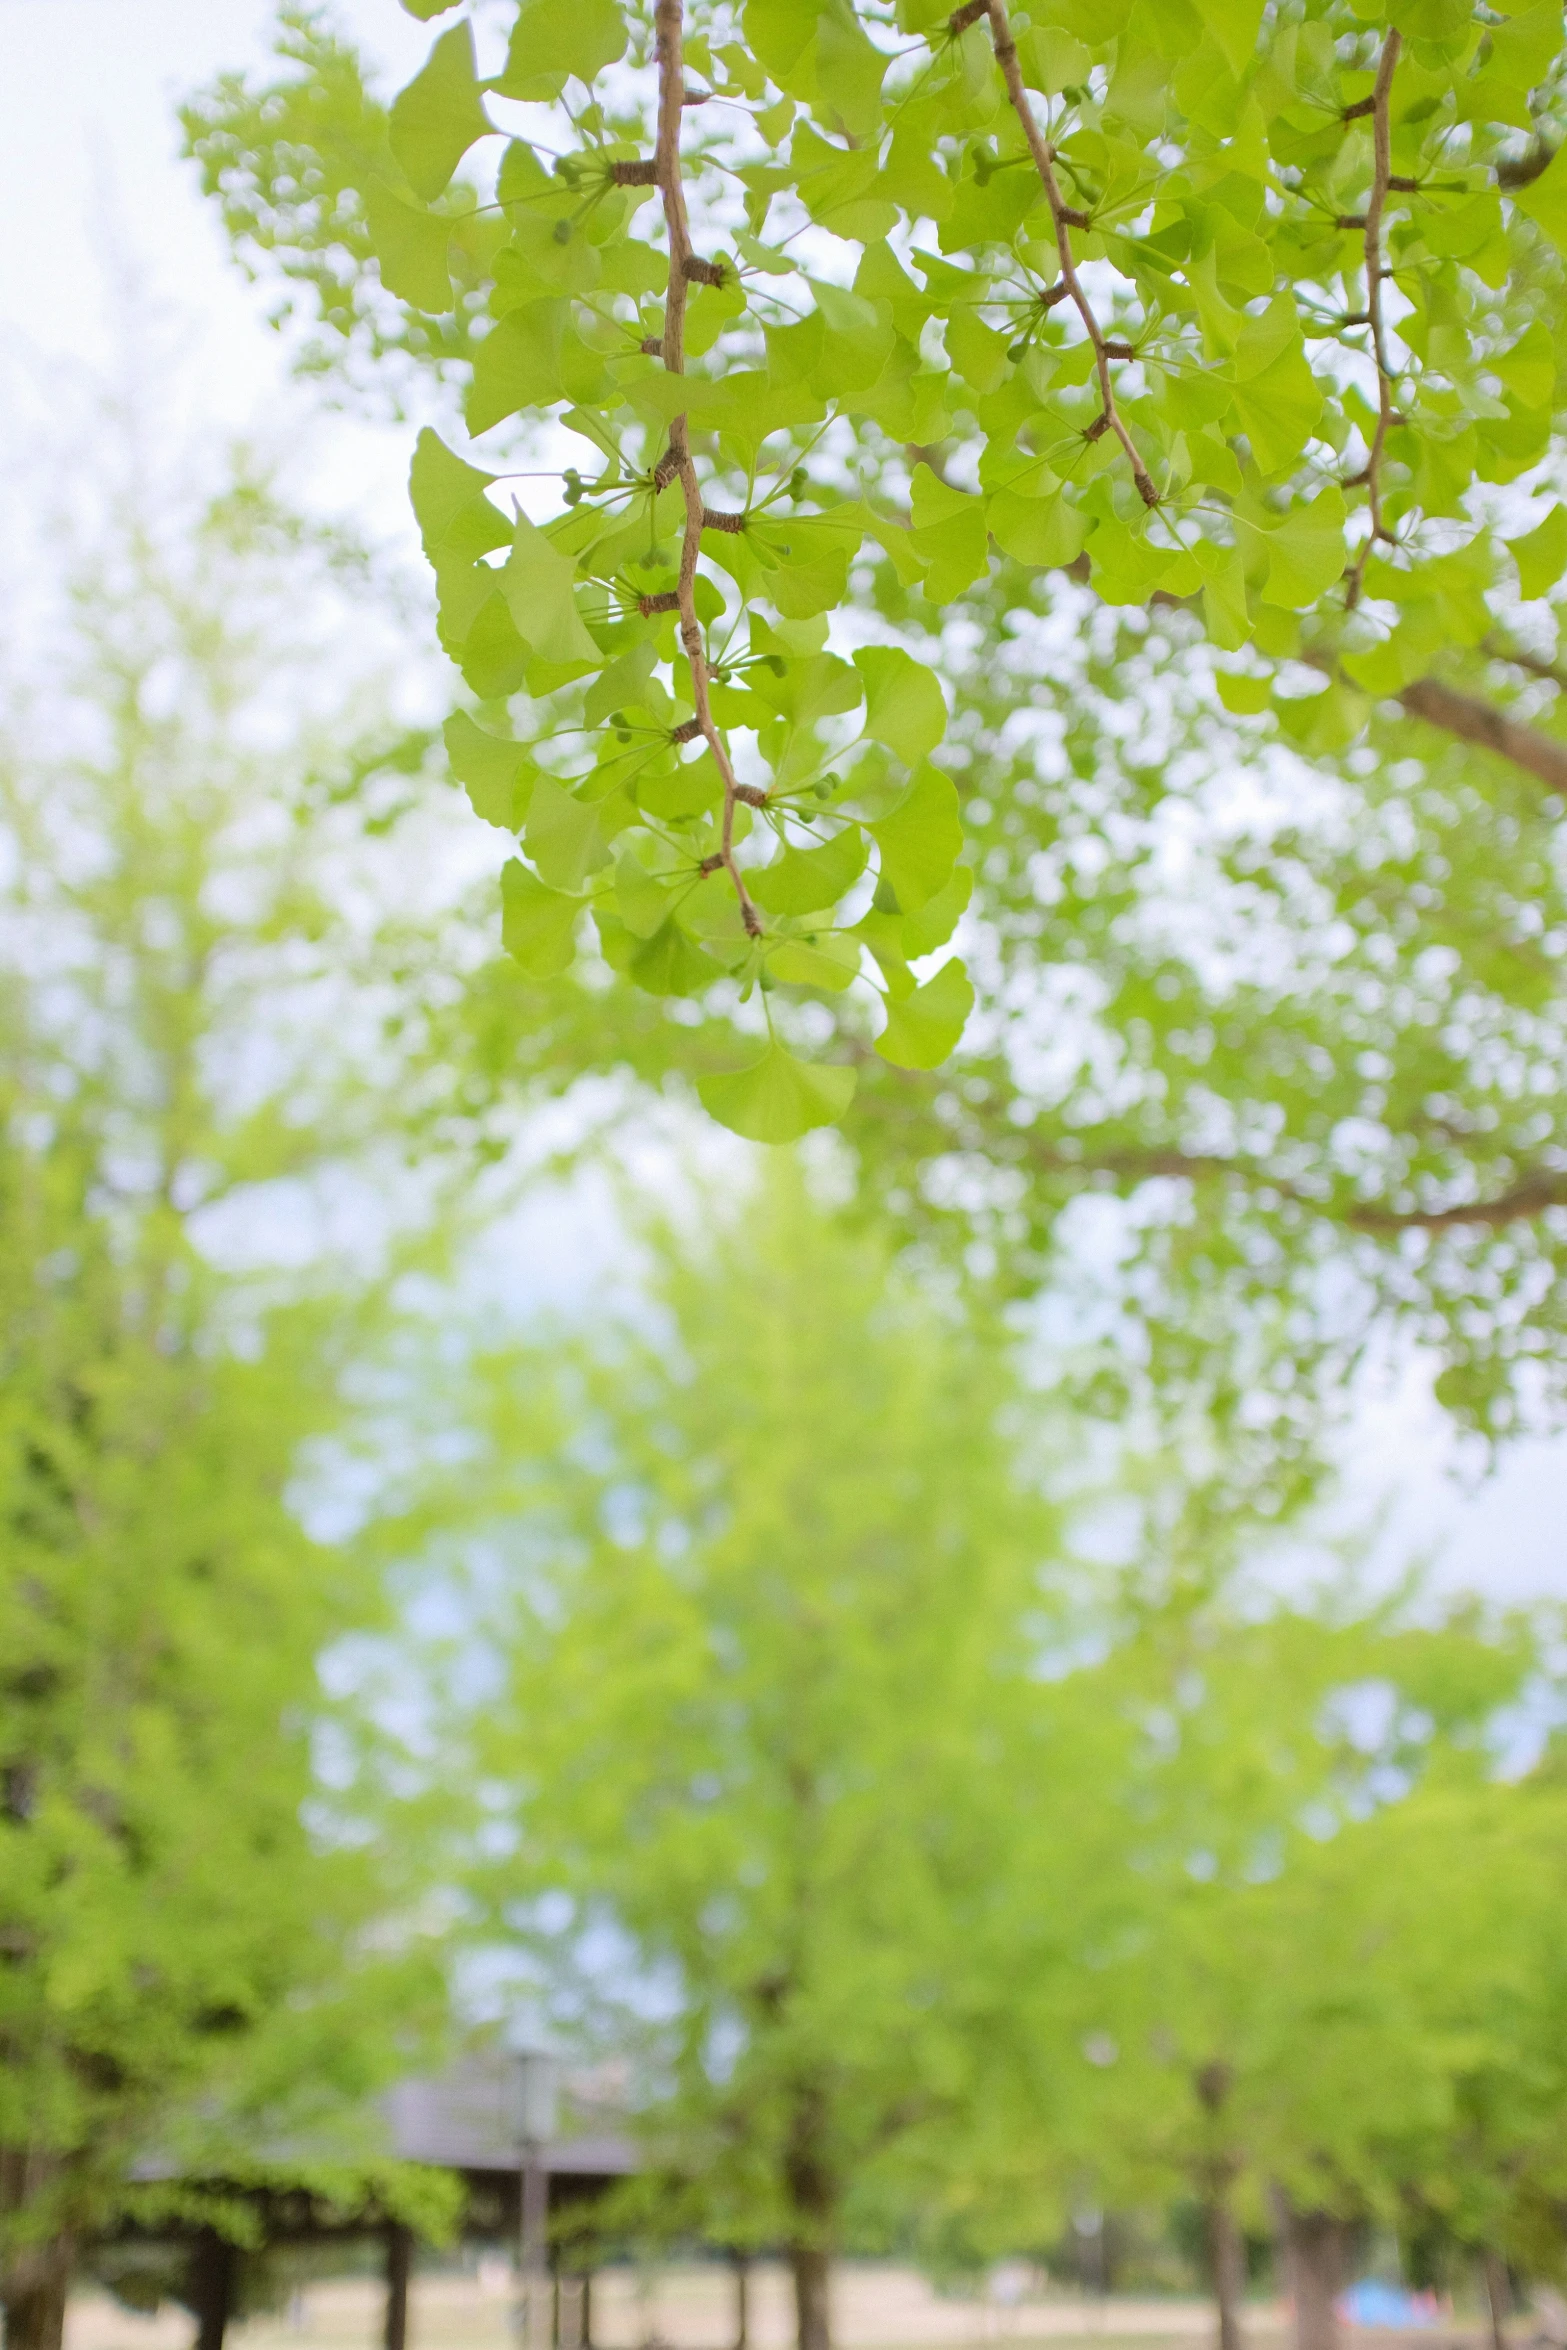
[186,0,1567,1143]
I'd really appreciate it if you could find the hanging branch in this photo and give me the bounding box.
[652,0,763,937]
[1347,28,1402,608]
[958,0,1159,508]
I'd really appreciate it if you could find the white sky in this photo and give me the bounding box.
[0,0,1562,1604]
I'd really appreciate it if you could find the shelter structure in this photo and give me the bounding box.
[100,2052,639,2350]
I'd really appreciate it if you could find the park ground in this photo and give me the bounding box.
[61,2266,1498,2350]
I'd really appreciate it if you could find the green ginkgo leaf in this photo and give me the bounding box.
[613,848,671,940]
[409,432,510,564]
[363,182,452,311]
[875,957,975,1071]
[389,23,493,203]
[489,0,628,100]
[525,773,613,891]
[1512,147,1567,259]
[872,765,964,913]
[1259,488,1347,611]
[765,935,859,991]
[459,592,531,700]
[988,484,1086,571]
[750,829,869,916]
[744,0,887,134]
[629,919,717,998]
[500,514,599,668]
[1507,503,1567,601]
[1195,0,1265,77]
[1231,339,1323,480]
[698,1043,857,1142]
[466,304,568,436]
[909,464,990,603]
[853,646,948,766]
[901,865,973,957]
[444,713,532,827]
[500,860,583,977]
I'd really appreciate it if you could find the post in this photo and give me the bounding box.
[512,2046,559,2350]
[190,2229,237,2350]
[732,2255,750,2350]
[581,2270,594,2350]
[520,2153,550,2350]
[384,2225,413,2350]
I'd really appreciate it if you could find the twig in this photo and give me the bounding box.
[652,0,763,936]
[1347,29,1401,608]
[968,0,1158,507]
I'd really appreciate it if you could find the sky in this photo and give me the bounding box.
[0,0,1563,1604]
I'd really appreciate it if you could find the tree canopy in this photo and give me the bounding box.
[181,0,1567,1451]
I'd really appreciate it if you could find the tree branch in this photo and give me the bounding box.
[1022,1139,1567,1231]
[1292,643,1567,798]
[1346,29,1401,607]
[1396,676,1567,797]
[652,0,762,937]
[974,0,1159,508]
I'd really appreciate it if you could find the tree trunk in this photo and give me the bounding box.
[787,2247,830,2350]
[1277,2200,1348,2350]
[1204,2195,1246,2350]
[783,2078,836,2350]
[383,2226,412,2350]
[1193,2062,1244,2350]
[2,2236,72,2350]
[189,2228,237,2350]
[1483,2252,1510,2350]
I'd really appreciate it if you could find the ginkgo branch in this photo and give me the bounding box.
[971,0,1159,508]
[653,0,763,937]
[1346,28,1402,608]
[1397,675,1567,798]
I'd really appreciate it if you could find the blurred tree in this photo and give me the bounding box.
[1013,1593,1557,2350]
[0,380,454,2350]
[410,1164,1066,2350]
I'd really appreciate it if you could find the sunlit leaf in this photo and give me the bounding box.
[389,23,492,202]
[697,1043,857,1142]
[875,956,974,1069]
